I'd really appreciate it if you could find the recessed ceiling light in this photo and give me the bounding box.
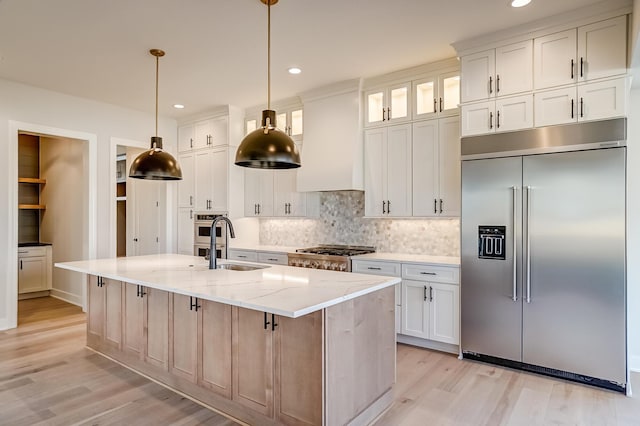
[511,0,531,7]
[173,104,185,109]
[288,67,302,75]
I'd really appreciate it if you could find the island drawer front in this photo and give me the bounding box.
[351,260,401,277]
[18,247,47,257]
[257,252,288,265]
[402,264,459,284]
[227,249,258,262]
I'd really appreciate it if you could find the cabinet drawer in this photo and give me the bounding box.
[227,249,258,262]
[351,260,401,277]
[402,264,459,284]
[18,247,47,257]
[257,252,288,265]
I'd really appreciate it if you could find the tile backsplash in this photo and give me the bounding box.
[260,191,460,256]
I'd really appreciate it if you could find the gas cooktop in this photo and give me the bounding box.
[295,245,376,257]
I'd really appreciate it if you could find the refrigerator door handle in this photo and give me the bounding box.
[512,186,518,302]
[526,185,532,304]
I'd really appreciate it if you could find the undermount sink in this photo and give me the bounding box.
[216,263,269,271]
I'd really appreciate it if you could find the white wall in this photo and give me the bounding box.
[40,136,86,305]
[0,78,178,329]
[627,88,640,373]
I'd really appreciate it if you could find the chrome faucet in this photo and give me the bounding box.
[209,216,236,270]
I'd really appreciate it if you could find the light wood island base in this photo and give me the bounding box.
[87,276,395,426]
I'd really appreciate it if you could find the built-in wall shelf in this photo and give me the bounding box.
[18,177,47,184]
[19,204,46,210]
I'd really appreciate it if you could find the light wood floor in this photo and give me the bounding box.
[2,297,639,425]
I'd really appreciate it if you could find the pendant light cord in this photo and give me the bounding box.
[155,53,159,138]
[267,0,271,110]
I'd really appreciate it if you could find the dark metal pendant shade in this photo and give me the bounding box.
[235,110,301,169]
[129,137,183,180]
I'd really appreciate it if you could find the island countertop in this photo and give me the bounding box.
[56,254,400,318]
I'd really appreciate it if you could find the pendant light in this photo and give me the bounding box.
[235,0,301,169]
[129,49,183,180]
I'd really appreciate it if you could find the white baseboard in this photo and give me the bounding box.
[0,317,9,331]
[50,288,83,307]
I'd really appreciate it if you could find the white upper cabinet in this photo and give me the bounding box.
[461,49,495,103]
[273,170,307,217]
[534,87,577,127]
[194,117,228,149]
[194,150,214,211]
[577,16,627,82]
[245,103,303,142]
[534,29,577,90]
[461,101,495,136]
[413,71,460,121]
[577,77,627,121]
[364,124,412,217]
[534,16,627,90]
[365,82,411,127]
[244,169,274,217]
[178,125,195,152]
[462,40,532,103]
[495,94,534,133]
[177,153,195,208]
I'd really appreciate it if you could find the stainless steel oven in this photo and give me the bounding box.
[194,212,227,258]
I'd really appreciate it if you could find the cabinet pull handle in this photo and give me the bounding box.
[571,99,574,119]
[489,112,493,130]
[271,313,278,331]
[367,266,382,271]
[580,97,584,118]
[424,285,428,301]
[257,204,261,215]
[489,76,493,94]
[189,195,193,206]
[254,204,257,215]
[439,97,443,112]
[20,260,23,270]
[420,271,437,275]
[382,108,386,121]
[571,59,574,80]
[434,199,437,214]
[387,107,391,120]
[496,75,500,93]
[580,57,584,78]
[497,110,500,129]
[190,296,201,312]
[439,199,443,214]
[387,200,391,214]
[382,200,386,214]
[136,285,141,297]
[268,258,278,262]
[264,312,270,330]
[433,98,437,113]
[190,210,193,219]
[429,286,433,302]
[190,138,193,148]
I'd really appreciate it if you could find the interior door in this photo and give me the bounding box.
[461,156,523,362]
[522,148,626,384]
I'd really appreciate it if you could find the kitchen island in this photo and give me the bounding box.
[56,254,400,426]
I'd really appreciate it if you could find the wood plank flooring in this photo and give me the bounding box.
[2,297,639,425]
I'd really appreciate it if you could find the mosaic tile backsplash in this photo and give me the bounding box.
[260,191,460,256]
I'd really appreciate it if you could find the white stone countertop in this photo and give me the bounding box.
[55,254,399,318]
[352,252,460,267]
[228,244,300,254]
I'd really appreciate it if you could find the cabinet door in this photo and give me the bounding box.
[534,87,577,127]
[194,119,213,149]
[104,279,123,350]
[232,307,273,417]
[289,108,304,141]
[413,77,438,121]
[495,94,534,133]
[578,16,627,82]
[461,49,495,103]
[364,128,386,217]
[273,170,306,217]
[244,169,274,217]
[429,283,460,345]
[365,89,385,126]
[209,116,228,147]
[412,120,439,217]
[18,256,47,293]
[198,300,232,398]
[194,150,212,211]
[385,124,412,217]
[178,125,194,152]
[274,312,323,426]
[534,29,577,90]
[496,40,533,96]
[438,116,461,217]
[387,82,411,123]
[438,71,461,117]
[211,149,228,212]
[578,77,627,122]
[177,208,194,255]
[177,153,195,208]
[144,288,169,371]
[170,294,198,382]
[123,283,144,358]
[461,100,495,137]
[401,280,430,339]
[245,116,258,135]
[87,276,105,341]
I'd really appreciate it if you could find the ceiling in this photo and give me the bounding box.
[0,0,615,120]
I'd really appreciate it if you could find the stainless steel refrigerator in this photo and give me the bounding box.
[460,119,627,392]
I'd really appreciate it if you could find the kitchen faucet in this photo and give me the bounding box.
[209,216,235,270]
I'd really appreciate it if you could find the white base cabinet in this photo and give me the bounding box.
[18,245,52,294]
